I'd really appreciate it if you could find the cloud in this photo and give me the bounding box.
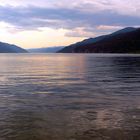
[0,0,140,37]
[1,0,140,18]
[65,27,96,37]
[97,25,122,30]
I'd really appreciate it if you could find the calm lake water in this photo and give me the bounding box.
[0,54,140,140]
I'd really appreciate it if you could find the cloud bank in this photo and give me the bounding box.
[0,0,140,37]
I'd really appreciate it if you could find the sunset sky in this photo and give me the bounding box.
[0,0,140,49]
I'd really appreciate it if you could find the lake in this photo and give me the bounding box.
[0,54,140,140]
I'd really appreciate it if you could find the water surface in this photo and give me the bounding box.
[0,54,140,140]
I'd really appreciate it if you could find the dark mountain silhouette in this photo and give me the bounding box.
[28,47,64,53]
[58,36,107,53]
[0,42,27,53]
[58,27,140,53]
[112,27,136,35]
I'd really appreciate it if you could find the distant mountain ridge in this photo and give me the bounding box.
[112,27,137,35]
[58,27,139,53]
[0,42,27,53]
[28,46,64,53]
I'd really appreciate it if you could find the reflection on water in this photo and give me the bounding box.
[0,54,140,140]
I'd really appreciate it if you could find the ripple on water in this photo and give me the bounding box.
[0,54,140,140]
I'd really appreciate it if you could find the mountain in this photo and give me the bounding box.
[28,47,64,53]
[112,27,136,35]
[0,42,27,53]
[74,28,140,53]
[58,36,106,53]
[58,27,139,53]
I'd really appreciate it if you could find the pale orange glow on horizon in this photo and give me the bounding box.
[0,0,138,49]
[0,24,85,49]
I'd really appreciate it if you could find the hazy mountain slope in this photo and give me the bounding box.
[0,42,27,53]
[74,28,140,53]
[111,27,136,35]
[58,27,138,53]
[28,47,64,53]
[58,36,106,53]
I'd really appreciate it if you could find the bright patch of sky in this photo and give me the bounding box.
[0,0,139,48]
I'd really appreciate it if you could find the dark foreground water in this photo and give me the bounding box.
[0,54,140,140]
